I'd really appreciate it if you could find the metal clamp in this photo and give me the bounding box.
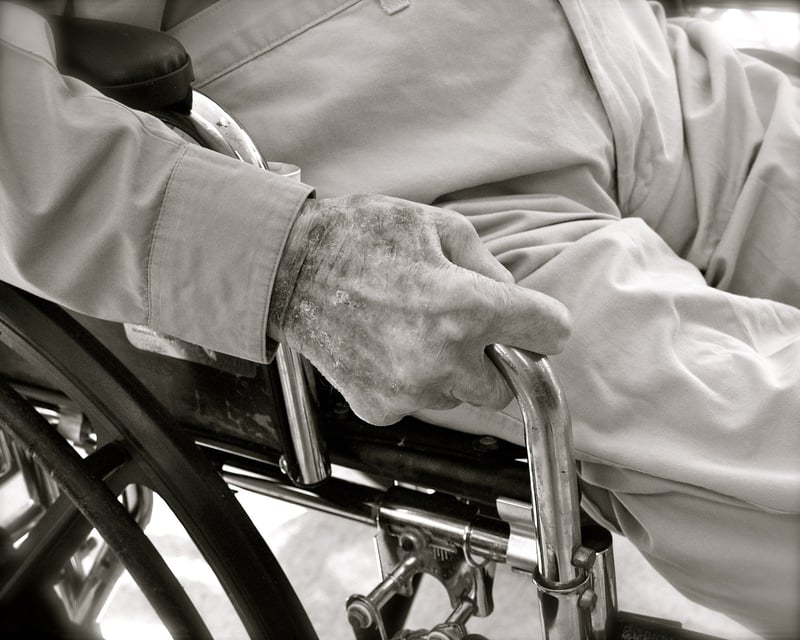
[347,525,495,639]
[495,497,539,574]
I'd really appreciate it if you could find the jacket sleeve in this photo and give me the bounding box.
[0,3,313,362]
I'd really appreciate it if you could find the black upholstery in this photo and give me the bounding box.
[50,16,194,113]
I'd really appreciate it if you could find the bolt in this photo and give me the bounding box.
[475,435,499,451]
[399,529,425,552]
[347,602,373,629]
[572,545,597,571]
[578,588,597,610]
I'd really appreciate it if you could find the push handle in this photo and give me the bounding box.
[486,345,582,586]
[487,345,593,640]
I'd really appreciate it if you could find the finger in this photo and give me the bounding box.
[423,395,462,411]
[347,391,460,426]
[451,352,514,410]
[437,214,514,284]
[348,399,405,427]
[481,280,571,355]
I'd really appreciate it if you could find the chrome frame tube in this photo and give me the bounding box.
[274,345,331,486]
[222,469,376,525]
[222,468,510,563]
[162,91,331,487]
[486,346,582,584]
[487,346,589,639]
[378,498,509,564]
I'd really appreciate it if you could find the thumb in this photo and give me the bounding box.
[482,280,571,355]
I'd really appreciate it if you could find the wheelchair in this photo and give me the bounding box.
[2,5,789,638]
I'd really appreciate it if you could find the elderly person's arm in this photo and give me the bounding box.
[0,3,569,425]
[269,194,569,425]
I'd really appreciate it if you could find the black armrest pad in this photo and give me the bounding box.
[50,16,194,113]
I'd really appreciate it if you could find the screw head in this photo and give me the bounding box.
[475,435,499,451]
[278,455,289,475]
[578,588,597,610]
[399,529,425,551]
[347,602,373,629]
[572,546,597,571]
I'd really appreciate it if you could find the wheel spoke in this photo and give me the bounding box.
[0,380,213,640]
[1,442,133,599]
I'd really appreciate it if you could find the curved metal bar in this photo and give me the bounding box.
[151,91,266,168]
[155,90,331,488]
[487,345,591,640]
[274,343,331,486]
[487,345,593,640]
[486,345,582,586]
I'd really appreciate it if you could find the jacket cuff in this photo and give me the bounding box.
[148,143,313,362]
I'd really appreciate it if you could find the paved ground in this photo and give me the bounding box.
[100,491,759,640]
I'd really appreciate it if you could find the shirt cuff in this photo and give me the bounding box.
[147,143,313,363]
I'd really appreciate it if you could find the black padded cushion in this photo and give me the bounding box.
[50,16,194,113]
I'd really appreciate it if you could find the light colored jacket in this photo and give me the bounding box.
[1,2,798,633]
[0,1,313,362]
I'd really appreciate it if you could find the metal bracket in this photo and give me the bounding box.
[347,525,495,639]
[495,497,538,574]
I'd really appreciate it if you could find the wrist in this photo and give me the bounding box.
[266,196,322,343]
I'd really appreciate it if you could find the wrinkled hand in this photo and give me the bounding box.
[268,194,570,425]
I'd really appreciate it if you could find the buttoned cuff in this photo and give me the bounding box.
[148,143,313,363]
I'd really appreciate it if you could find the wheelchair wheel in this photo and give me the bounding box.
[0,284,318,639]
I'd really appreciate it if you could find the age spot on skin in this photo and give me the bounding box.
[333,290,351,306]
[297,299,318,319]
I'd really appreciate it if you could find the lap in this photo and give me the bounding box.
[416,211,800,636]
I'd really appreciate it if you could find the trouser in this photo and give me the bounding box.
[416,210,800,637]
[419,35,800,637]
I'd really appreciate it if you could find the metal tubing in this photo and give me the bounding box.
[487,345,586,639]
[275,344,331,486]
[222,470,376,525]
[152,92,267,169]
[222,469,510,563]
[536,587,589,640]
[379,500,509,563]
[487,346,582,585]
[368,554,423,609]
[173,90,331,488]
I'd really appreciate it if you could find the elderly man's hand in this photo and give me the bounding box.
[268,194,570,425]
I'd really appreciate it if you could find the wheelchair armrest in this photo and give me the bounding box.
[49,16,194,113]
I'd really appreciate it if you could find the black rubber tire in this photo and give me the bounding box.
[0,284,318,639]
